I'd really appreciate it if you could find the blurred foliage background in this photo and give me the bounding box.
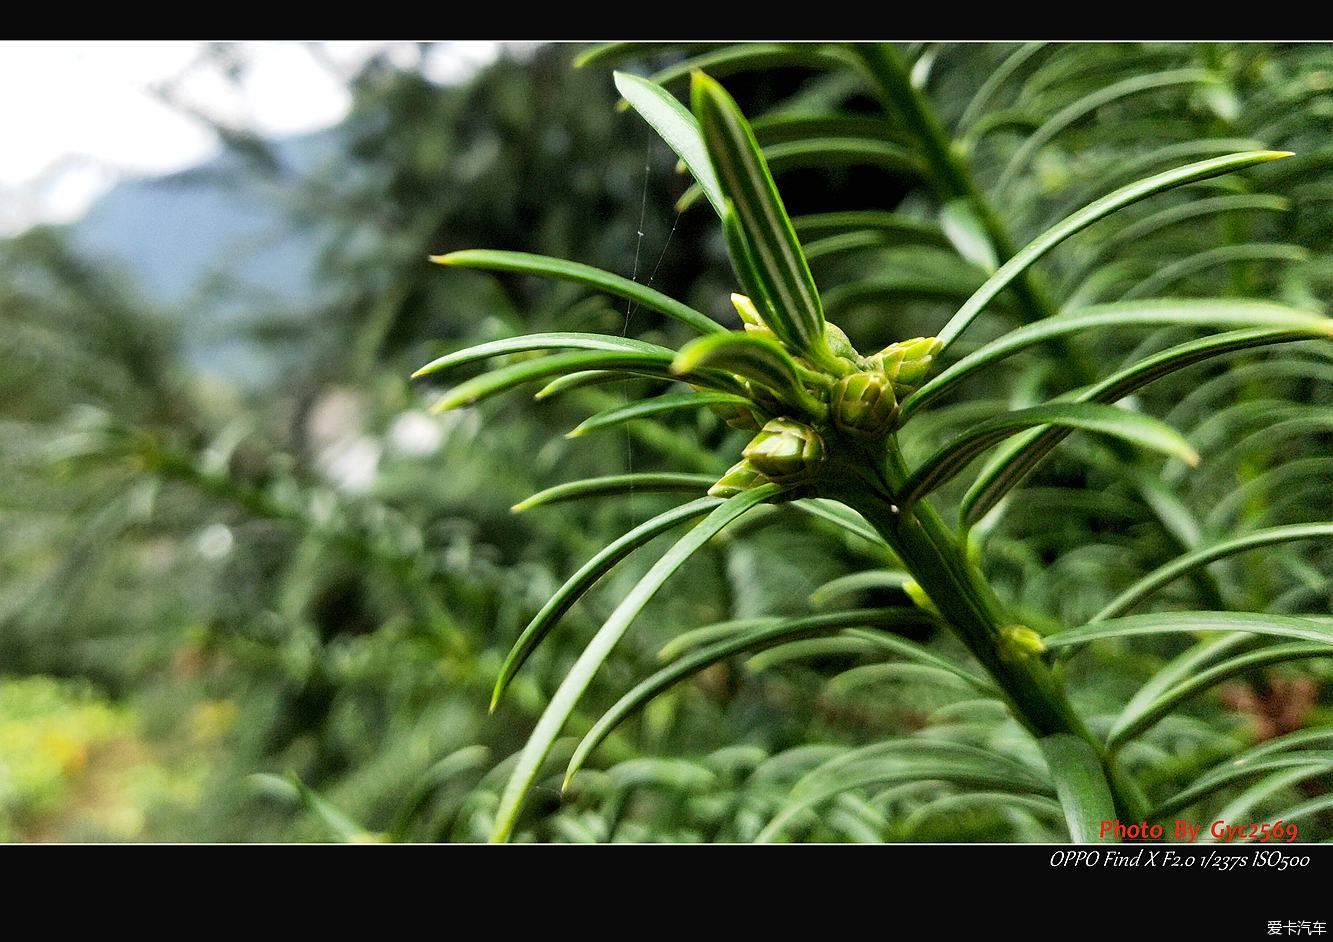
[2,41,1331,842]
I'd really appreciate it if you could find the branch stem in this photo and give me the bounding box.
[824,435,1150,824]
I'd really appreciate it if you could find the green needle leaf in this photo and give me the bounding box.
[647,43,851,90]
[933,151,1295,354]
[253,772,378,843]
[433,249,727,336]
[956,326,1326,527]
[1155,756,1333,820]
[958,42,1046,131]
[564,607,938,786]
[511,473,718,512]
[691,72,835,368]
[673,331,827,416]
[899,403,1198,507]
[567,392,758,438]
[491,496,720,711]
[905,298,1333,421]
[614,71,726,219]
[1208,767,1333,834]
[790,499,889,549]
[1045,612,1333,652]
[1059,193,1291,292]
[792,210,946,245]
[533,370,626,400]
[389,745,492,839]
[722,202,778,320]
[657,617,781,662]
[1102,634,1256,743]
[1094,523,1333,621]
[750,636,896,672]
[575,42,673,70]
[1203,727,1333,776]
[1039,734,1119,844]
[904,793,1063,837]
[809,570,913,608]
[412,332,672,379]
[1153,729,1333,818]
[939,197,999,273]
[996,68,1219,192]
[757,740,1051,842]
[1107,642,1330,750]
[1122,243,1308,300]
[1238,787,1333,832]
[430,350,740,413]
[490,485,785,842]
[833,629,998,693]
[762,137,923,177]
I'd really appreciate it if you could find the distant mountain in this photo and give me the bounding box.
[68,130,342,385]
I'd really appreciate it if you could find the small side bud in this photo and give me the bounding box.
[708,459,770,498]
[823,321,860,363]
[831,371,899,437]
[998,625,1048,662]
[742,417,825,483]
[731,293,763,327]
[731,293,778,342]
[872,336,944,394]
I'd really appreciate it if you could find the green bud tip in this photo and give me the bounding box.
[832,370,898,437]
[999,625,1047,661]
[709,459,769,498]
[741,418,825,482]
[873,336,944,392]
[731,293,762,327]
[824,321,860,363]
[730,294,780,343]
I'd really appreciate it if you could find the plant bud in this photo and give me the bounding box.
[999,625,1048,662]
[708,459,770,498]
[824,321,860,363]
[741,417,825,482]
[731,293,763,327]
[871,336,943,394]
[831,370,898,436]
[731,293,779,343]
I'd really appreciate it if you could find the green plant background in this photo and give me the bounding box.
[2,42,1331,842]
